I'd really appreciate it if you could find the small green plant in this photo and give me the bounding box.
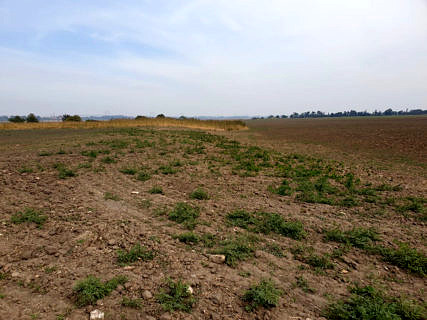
[263,243,284,257]
[168,202,200,230]
[117,244,155,266]
[121,297,142,309]
[11,208,47,228]
[243,279,282,311]
[324,227,380,249]
[226,210,306,240]
[38,151,52,156]
[156,278,196,312]
[379,244,426,277]
[81,150,98,158]
[214,235,256,267]
[149,186,164,194]
[268,179,292,196]
[158,165,178,175]
[18,166,33,173]
[104,192,120,201]
[190,187,209,200]
[73,275,127,307]
[175,232,199,244]
[53,163,76,179]
[292,246,334,270]
[120,166,138,175]
[295,276,315,293]
[101,156,116,164]
[323,285,426,320]
[136,171,151,181]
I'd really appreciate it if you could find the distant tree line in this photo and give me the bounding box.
[7,113,39,123]
[252,108,427,120]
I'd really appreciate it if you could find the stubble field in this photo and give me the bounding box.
[0,118,425,320]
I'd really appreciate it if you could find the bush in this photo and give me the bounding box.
[168,203,200,230]
[73,275,127,307]
[26,113,39,123]
[62,114,82,122]
[323,285,425,320]
[11,208,47,228]
[117,244,155,266]
[243,279,282,311]
[156,278,195,312]
[190,187,209,200]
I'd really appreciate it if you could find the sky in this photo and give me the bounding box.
[1,0,427,117]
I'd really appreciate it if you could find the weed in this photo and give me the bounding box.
[323,285,426,320]
[190,187,209,200]
[324,227,380,249]
[81,150,98,158]
[101,156,116,164]
[104,192,120,201]
[268,179,292,196]
[175,232,199,244]
[136,171,151,181]
[38,151,52,156]
[156,278,196,312]
[44,266,57,274]
[295,276,315,293]
[53,163,76,179]
[243,279,282,311]
[117,244,155,266]
[239,271,251,278]
[0,293,4,299]
[73,275,127,307]
[168,203,200,230]
[120,167,138,175]
[18,166,33,173]
[379,244,426,277]
[292,246,334,270]
[149,186,164,194]
[226,210,306,240]
[11,208,47,228]
[214,235,256,267]
[263,243,285,257]
[77,162,92,169]
[121,297,142,309]
[158,165,178,175]
[200,233,216,248]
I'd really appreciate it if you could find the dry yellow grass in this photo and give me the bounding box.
[0,118,247,131]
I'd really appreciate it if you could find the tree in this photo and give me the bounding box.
[62,114,82,122]
[8,115,25,123]
[26,113,39,123]
[156,114,165,118]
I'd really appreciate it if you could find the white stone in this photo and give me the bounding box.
[90,309,104,319]
[209,254,226,264]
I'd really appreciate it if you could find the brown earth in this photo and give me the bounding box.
[0,124,425,320]
[245,116,427,167]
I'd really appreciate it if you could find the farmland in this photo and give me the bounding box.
[0,118,426,320]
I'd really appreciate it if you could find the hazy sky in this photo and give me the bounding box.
[1,0,426,117]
